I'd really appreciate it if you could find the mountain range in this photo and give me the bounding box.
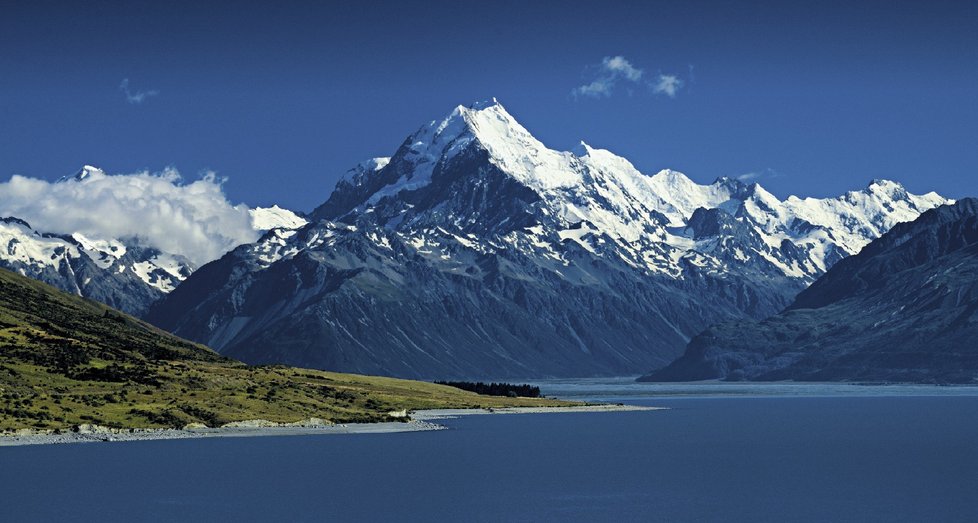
[642,198,978,384]
[0,166,306,316]
[144,99,948,379]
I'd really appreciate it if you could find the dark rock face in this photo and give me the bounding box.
[147,220,786,380]
[642,199,978,384]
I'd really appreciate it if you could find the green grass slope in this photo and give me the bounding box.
[0,268,571,431]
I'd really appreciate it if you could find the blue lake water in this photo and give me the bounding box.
[4,382,978,522]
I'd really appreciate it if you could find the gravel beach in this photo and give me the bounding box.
[0,404,659,447]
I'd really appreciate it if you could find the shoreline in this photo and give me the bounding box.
[412,404,659,420]
[0,404,658,447]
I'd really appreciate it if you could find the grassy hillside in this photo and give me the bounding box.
[0,268,571,431]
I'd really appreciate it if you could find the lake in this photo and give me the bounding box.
[3,381,978,522]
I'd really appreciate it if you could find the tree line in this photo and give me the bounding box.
[434,381,541,398]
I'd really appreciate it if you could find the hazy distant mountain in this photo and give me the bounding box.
[0,166,306,316]
[642,199,978,384]
[147,99,947,379]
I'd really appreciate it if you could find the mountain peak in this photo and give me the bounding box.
[650,168,695,185]
[710,175,750,190]
[868,178,904,190]
[249,205,309,232]
[419,98,578,190]
[572,140,594,157]
[59,165,105,183]
[466,97,502,111]
[862,179,911,203]
[0,216,33,229]
[456,97,520,130]
[449,98,512,124]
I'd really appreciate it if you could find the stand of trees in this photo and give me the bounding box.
[435,381,541,398]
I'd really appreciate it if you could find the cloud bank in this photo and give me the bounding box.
[0,168,258,265]
[120,78,159,104]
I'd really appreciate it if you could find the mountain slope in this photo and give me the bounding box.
[641,199,978,384]
[0,267,568,431]
[149,99,947,379]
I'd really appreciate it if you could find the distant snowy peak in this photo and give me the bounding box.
[0,217,194,312]
[249,205,308,232]
[780,179,953,257]
[57,165,106,183]
[0,199,304,311]
[0,165,313,314]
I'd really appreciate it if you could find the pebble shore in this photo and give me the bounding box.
[0,405,660,447]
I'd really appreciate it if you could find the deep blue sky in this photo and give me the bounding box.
[2,0,976,211]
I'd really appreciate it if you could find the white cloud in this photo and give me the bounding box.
[574,79,614,98]
[651,74,684,98]
[0,168,258,265]
[736,168,781,183]
[572,55,644,98]
[602,56,643,82]
[574,57,687,100]
[119,78,159,104]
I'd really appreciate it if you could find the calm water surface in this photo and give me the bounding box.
[3,382,978,522]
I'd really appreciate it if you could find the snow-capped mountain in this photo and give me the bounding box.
[57,164,105,183]
[313,99,946,284]
[643,199,978,383]
[0,166,307,316]
[249,205,308,231]
[0,216,194,315]
[148,99,949,379]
